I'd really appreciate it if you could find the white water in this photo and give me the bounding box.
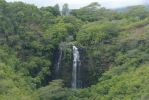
[72,46,80,88]
[56,48,62,74]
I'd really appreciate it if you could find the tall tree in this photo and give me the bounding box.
[62,3,69,16]
[53,4,60,16]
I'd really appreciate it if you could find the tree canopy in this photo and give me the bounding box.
[1,0,149,99]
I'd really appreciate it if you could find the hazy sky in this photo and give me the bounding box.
[6,0,149,9]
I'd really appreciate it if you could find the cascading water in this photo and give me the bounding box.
[55,48,62,76]
[72,46,80,88]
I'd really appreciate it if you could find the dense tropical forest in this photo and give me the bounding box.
[1,0,149,99]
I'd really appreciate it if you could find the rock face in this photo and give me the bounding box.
[53,44,73,87]
[55,47,62,75]
[53,43,109,88]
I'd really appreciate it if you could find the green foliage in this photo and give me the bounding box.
[92,64,149,100]
[125,5,149,20]
[0,46,33,100]
[71,3,116,22]
[1,0,149,99]
[77,21,120,46]
[35,80,68,100]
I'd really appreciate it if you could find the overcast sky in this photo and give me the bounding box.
[6,0,149,9]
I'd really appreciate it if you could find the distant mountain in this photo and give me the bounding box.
[114,5,149,12]
[114,7,128,12]
[145,5,149,9]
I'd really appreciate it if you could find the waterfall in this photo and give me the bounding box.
[56,48,62,75]
[72,46,80,88]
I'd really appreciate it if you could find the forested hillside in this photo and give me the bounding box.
[0,0,149,99]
